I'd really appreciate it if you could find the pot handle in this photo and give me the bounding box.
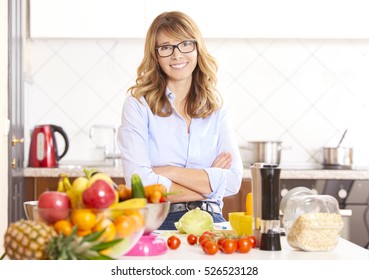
[51,125,69,160]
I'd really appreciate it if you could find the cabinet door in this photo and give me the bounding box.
[146,0,369,38]
[25,177,125,201]
[30,0,146,38]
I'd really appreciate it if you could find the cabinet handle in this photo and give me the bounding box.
[12,136,24,146]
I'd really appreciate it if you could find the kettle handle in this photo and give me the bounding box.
[51,125,69,160]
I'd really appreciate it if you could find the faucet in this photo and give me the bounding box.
[89,124,121,166]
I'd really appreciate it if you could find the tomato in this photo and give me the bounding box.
[199,233,213,246]
[247,236,257,248]
[203,241,219,255]
[221,239,237,254]
[217,236,226,252]
[202,231,215,237]
[237,237,252,253]
[114,215,135,237]
[71,209,97,231]
[187,234,198,245]
[167,235,181,250]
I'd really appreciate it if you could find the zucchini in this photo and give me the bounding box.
[131,174,146,198]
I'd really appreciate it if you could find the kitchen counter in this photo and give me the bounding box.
[23,166,369,180]
[119,231,369,260]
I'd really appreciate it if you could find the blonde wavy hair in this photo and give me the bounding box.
[128,11,222,118]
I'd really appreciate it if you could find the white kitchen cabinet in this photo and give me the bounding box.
[30,0,369,39]
[29,0,146,38]
[147,0,369,38]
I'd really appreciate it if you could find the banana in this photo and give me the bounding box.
[63,175,73,191]
[106,198,147,219]
[87,172,115,188]
[110,198,147,210]
[57,174,66,192]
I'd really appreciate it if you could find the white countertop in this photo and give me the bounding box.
[119,230,369,260]
[23,166,369,180]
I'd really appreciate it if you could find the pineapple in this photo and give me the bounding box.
[2,220,123,260]
[3,219,57,260]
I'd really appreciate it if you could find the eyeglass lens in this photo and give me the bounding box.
[157,41,195,57]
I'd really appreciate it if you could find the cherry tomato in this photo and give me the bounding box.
[203,241,219,255]
[247,236,257,248]
[202,231,215,237]
[187,234,198,245]
[237,237,252,253]
[167,235,181,250]
[221,239,237,254]
[199,233,212,246]
[217,236,226,252]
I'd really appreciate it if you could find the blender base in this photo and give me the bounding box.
[125,233,168,256]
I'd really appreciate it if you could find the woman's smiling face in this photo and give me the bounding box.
[156,31,198,86]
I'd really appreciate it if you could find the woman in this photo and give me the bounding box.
[117,11,243,229]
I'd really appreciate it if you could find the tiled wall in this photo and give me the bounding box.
[24,39,369,168]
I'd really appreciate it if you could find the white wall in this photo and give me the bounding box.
[24,38,369,169]
[0,0,9,253]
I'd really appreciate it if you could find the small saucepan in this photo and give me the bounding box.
[240,141,284,166]
[322,146,353,168]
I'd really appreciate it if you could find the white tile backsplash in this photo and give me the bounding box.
[24,39,369,168]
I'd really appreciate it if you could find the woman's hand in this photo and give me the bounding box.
[211,152,232,169]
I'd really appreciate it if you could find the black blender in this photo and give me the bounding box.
[251,163,281,251]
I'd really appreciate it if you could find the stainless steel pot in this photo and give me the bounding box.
[240,141,283,166]
[322,147,353,168]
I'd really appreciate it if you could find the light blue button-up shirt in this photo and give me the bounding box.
[117,89,243,207]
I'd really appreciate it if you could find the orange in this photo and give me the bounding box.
[116,184,132,201]
[93,218,116,242]
[77,228,92,237]
[54,219,73,236]
[125,209,145,231]
[71,209,97,231]
[114,215,135,237]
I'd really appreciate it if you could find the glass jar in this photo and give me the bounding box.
[280,187,344,251]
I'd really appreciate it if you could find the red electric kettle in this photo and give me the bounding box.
[28,124,69,167]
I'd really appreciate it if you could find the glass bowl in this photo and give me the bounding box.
[143,201,170,234]
[125,201,170,256]
[26,201,147,259]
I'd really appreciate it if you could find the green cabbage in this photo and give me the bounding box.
[174,207,214,235]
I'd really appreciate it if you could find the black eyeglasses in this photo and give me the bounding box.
[156,40,197,57]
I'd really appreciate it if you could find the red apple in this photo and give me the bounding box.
[38,191,71,223]
[82,179,116,209]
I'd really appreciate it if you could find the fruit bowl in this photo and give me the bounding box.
[143,201,170,234]
[24,201,147,259]
[125,201,170,256]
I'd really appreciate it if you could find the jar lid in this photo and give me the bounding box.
[280,186,313,214]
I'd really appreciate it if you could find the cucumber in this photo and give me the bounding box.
[131,174,146,198]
